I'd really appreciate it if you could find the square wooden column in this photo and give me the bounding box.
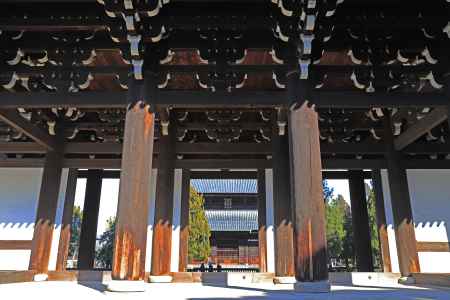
[289,102,328,287]
[272,130,295,277]
[383,112,420,277]
[56,168,78,271]
[151,115,176,277]
[111,102,155,281]
[78,169,103,270]
[257,169,268,273]
[178,169,190,272]
[348,170,374,272]
[371,169,392,273]
[29,150,64,274]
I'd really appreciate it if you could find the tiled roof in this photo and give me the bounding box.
[205,209,258,232]
[191,179,258,194]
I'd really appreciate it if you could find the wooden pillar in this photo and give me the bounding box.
[257,169,268,272]
[348,170,374,272]
[289,102,328,283]
[111,102,155,280]
[383,112,420,277]
[151,115,175,276]
[371,169,392,273]
[272,130,295,277]
[56,169,78,271]
[178,169,190,272]
[29,150,64,273]
[78,169,103,270]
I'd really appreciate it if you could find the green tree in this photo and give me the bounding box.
[366,183,381,270]
[188,187,211,262]
[323,180,334,202]
[95,217,116,269]
[68,205,82,262]
[326,195,346,259]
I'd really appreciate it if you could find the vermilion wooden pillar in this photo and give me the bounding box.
[272,129,295,277]
[56,168,78,271]
[348,170,374,272]
[29,150,64,274]
[257,169,268,272]
[289,102,328,284]
[78,169,103,269]
[111,102,155,280]
[151,115,176,276]
[371,169,392,273]
[383,112,420,277]
[178,169,190,272]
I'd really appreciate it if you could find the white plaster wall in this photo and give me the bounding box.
[145,169,157,272]
[0,168,43,270]
[0,168,71,271]
[171,169,183,272]
[48,168,70,271]
[381,169,450,273]
[265,169,275,273]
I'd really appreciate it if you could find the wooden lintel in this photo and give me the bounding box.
[0,91,447,108]
[394,107,448,151]
[0,110,58,151]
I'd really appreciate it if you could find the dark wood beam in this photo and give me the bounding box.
[151,114,176,277]
[371,169,392,273]
[29,150,64,273]
[272,131,295,277]
[175,159,272,169]
[78,169,103,270]
[56,168,78,272]
[348,170,374,272]
[394,107,448,151]
[257,169,268,273]
[383,112,420,277]
[0,142,45,153]
[178,169,190,272]
[0,110,57,151]
[0,91,447,108]
[190,170,257,179]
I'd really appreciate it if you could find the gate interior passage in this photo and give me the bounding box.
[0,0,449,292]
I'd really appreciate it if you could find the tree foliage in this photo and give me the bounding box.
[95,217,116,269]
[324,180,382,271]
[366,183,381,270]
[188,187,211,262]
[68,205,83,261]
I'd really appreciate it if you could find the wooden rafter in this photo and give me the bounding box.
[0,110,57,151]
[394,107,448,151]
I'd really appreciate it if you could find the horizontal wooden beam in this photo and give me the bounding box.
[0,142,45,153]
[0,91,447,108]
[416,241,450,252]
[0,110,57,151]
[0,240,32,250]
[395,107,448,151]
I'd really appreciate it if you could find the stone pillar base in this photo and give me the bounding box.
[398,276,416,285]
[106,280,146,292]
[273,276,296,284]
[294,280,331,293]
[149,275,173,283]
[33,273,48,282]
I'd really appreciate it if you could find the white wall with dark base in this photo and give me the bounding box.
[381,169,450,273]
[0,168,70,271]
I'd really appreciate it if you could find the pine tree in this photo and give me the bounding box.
[95,217,116,269]
[188,187,211,262]
[366,183,381,270]
[68,205,83,263]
